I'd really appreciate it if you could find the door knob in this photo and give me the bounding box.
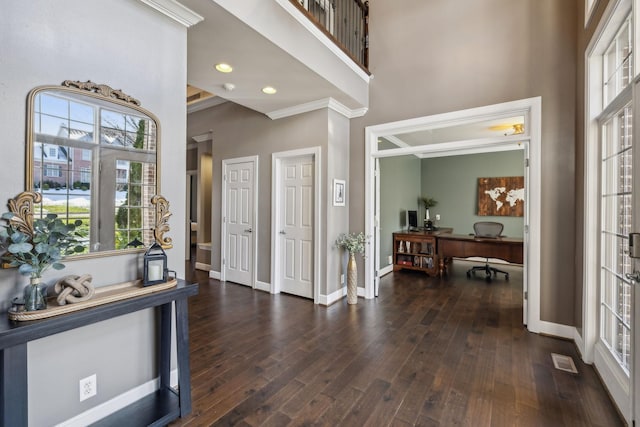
[244,228,252,233]
[279,230,286,235]
[625,271,640,283]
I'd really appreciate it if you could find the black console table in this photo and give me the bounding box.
[0,279,198,427]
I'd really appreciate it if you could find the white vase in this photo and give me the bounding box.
[347,253,358,304]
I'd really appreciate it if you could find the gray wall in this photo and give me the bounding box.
[421,151,525,238]
[0,1,187,425]
[379,155,421,269]
[187,102,350,297]
[349,0,577,325]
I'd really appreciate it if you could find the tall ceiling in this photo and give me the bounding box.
[181,0,359,116]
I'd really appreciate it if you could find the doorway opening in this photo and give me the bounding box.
[365,97,542,331]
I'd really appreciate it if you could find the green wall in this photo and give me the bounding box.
[378,150,525,269]
[379,155,421,268]
[420,150,525,237]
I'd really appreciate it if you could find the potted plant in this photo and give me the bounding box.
[419,196,438,230]
[335,232,368,305]
[0,213,85,311]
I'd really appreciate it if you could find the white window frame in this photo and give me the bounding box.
[584,0,635,423]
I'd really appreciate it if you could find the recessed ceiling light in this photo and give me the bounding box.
[215,63,233,73]
[262,86,277,95]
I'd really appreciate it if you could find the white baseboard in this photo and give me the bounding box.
[536,320,575,340]
[195,262,211,271]
[320,286,347,306]
[379,264,393,276]
[255,280,271,292]
[56,370,178,427]
[209,270,221,280]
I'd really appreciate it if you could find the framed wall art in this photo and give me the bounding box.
[477,176,524,216]
[333,179,345,207]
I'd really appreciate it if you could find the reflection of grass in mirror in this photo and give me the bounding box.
[42,205,90,214]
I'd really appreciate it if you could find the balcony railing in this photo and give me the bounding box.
[291,0,369,72]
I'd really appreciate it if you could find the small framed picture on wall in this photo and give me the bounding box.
[333,179,346,206]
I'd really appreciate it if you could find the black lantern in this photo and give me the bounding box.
[143,243,167,286]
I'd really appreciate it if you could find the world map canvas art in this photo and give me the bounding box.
[477,176,525,216]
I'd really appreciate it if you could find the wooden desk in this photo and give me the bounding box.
[437,234,523,275]
[0,279,198,427]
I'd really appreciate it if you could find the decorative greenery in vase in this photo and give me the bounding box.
[0,213,85,276]
[335,232,368,255]
[336,232,369,305]
[420,196,438,210]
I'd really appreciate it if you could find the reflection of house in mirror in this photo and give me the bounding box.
[32,125,93,191]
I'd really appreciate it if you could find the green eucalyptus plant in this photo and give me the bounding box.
[0,213,85,277]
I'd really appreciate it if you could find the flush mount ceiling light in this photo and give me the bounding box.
[489,123,525,136]
[262,86,277,95]
[215,63,233,73]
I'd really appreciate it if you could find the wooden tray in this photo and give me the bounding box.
[8,278,178,321]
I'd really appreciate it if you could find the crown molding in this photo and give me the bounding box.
[137,0,203,27]
[266,97,368,120]
[187,96,228,114]
[191,131,213,143]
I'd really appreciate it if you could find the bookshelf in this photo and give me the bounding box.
[392,229,452,277]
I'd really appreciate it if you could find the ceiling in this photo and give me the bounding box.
[178,1,522,148]
[181,0,356,116]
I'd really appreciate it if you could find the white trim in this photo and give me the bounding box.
[364,97,541,334]
[575,328,586,360]
[585,0,599,28]
[266,97,368,120]
[56,370,178,427]
[187,96,228,114]
[379,264,393,277]
[271,147,322,304]
[209,270,221,280]
[136,0,203,27]
[274,0,371,83]
[191,131,213,143]
[595,341,632,424]
[537,320,577,340]
[220,156,259,288]
[583,2,634,420]
[195,262,211,271]
[255,280,271,293]
[320,286,346,306]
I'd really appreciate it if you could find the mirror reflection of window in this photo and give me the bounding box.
[114,160,155,250]
[30,88,158,255]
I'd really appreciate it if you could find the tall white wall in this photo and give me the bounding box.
[0,1,187,424]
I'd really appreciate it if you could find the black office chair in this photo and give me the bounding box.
[466,221,509,283]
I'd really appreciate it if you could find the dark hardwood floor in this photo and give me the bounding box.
[172,258,623,426]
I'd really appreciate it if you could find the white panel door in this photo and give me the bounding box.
[279,155,314,298]
[225,160,254,286]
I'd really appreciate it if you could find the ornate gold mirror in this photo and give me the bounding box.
[25,80,170,256]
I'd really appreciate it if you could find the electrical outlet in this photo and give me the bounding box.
[435,214,441,221]
[387,255,393,264]
[79,374,97,402]
[341,274,345,283]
